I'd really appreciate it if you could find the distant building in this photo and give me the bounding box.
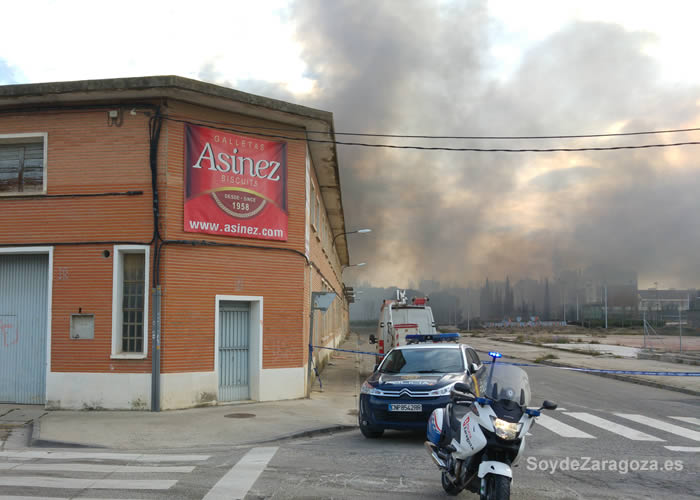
[638,289,692,312]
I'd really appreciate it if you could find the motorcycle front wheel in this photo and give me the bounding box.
[441,471,463,496]
[480,474,511,500]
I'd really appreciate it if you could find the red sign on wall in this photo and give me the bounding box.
[184,124,288,241]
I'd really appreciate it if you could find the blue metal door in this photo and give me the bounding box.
[0,254,49,404]
[219,301,250,401]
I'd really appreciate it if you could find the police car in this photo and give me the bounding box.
[359,338,483,438]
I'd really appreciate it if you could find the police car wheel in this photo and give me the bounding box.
[360,424,384,438]
[359,414,384,438]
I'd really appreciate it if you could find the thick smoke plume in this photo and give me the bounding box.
[232,1,700,288]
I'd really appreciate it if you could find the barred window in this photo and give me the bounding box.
[111,246,149,358]
[121,253,145,353]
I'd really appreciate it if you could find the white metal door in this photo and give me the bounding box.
[0,254,48,404]
[219,301,250,401]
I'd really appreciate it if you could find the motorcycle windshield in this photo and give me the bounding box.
[479,364,531,407]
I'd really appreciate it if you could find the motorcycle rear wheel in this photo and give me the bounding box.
[441,471,463,496]
[480,474,511,500]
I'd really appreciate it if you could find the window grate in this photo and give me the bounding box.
[121,253,145,353]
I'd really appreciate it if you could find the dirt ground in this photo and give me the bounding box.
[471,326,700,352]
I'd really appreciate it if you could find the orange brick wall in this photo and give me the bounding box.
[1,99,347,376]
[306,155,347,350]
[157,101,309,372]
[51,246,153,373]
[0,107,155,374]
[159,245,304,372]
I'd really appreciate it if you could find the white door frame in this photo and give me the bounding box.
[0,246,53,403]
[214,295,263,401]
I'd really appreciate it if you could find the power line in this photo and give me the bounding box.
[162,112,700,141]
[161,115,700,153]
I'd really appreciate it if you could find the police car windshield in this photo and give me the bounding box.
[379,348,464,374]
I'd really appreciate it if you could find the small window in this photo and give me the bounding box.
[315,197,321,232]
[111,245,150,358]
[0,134,47,195]
[310,184,317,231]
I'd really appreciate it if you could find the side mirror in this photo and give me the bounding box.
[379,322,385,328]
[471,363,480,374]
[454,382,472,394]
[539,400,557,411]
[369,334,376,344]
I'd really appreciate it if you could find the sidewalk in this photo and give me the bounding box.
[463,334,700,396]
[0,331,375,451]
[3,331,696,452]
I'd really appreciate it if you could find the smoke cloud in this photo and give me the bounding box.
[233,1,700,288]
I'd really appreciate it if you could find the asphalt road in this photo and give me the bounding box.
[0,364,697,499]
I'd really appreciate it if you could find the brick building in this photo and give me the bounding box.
[0,76,351,409]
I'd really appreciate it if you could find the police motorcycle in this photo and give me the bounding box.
[425,352,557,499]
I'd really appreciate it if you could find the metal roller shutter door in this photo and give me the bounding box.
[0,254,48,404]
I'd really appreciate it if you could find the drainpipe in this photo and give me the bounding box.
[151,285,162,411]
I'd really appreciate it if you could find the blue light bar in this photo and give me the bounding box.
[488,351,503,358]
[405,333,460,343]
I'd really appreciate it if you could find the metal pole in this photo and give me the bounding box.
[151,286,161,412]
[643,310,647,349]
[466,289,470,331]
[679,306,683,353]
[307,307,315,396]
[604,285,608,329]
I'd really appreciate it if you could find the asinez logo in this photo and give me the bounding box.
[184,124,288,241]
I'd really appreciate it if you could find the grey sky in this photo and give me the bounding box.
[274,2,700,289]
[3,0,699,289]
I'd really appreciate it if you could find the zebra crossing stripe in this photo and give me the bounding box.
[669,416,700,427]
[0,476,177,490]
[535,414,595,438]
[614,414,700,442]
[203,447,278,500]
[664,446,700,452]
[0,497,126,500]
[565,413,664,441]
[0,462,195,473]
[0,450,209,462]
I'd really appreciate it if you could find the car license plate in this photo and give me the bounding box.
[389,403,422,412]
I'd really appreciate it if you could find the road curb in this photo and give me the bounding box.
[246,424,357,445]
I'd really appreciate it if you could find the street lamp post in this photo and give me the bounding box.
[604,284,608,329]
[333,228,371,248]
[342,262,366,271]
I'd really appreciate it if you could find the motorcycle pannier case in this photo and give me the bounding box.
[427,408,446,445]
